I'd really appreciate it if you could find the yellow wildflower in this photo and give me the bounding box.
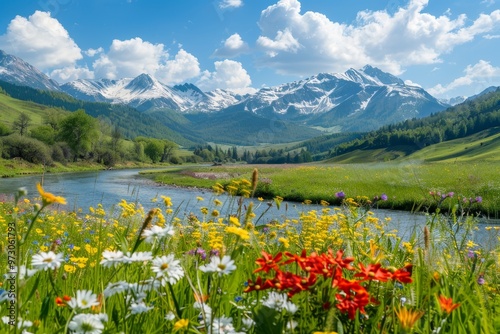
[173,319,189,331]
[37,183,66,206]
[229,216,241,227]
[225,226,250,240]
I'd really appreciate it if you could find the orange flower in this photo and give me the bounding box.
[438,295,460,314]
[396,308,424,330]
[37,183,66,206]
[55,297,65,307]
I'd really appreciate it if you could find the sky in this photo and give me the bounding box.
[0,0,499,99]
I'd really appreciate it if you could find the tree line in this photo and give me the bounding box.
[0,108,180,167]
[331,89,500,156]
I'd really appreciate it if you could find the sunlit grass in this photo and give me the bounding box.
[1,175,499,333]
[149,162,500,217]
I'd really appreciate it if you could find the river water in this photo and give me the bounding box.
[0,168,497,248]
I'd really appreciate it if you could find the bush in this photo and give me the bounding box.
[1,134,53,164]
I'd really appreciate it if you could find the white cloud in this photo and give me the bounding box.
[93,37,166,79]
[50,66,94,83]
[428,60,500,97]
[85,47,103,57]
[255,0,500,76]
[93,39,201,84]
[156,49,201,84]
[484,34,500,39]
[196,59,255,94]
[213,33,249,57]
[219,0,243,9]
[0,11,82,70]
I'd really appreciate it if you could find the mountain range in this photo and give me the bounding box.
[0,49,485,143]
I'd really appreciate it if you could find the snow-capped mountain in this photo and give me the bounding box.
[60,74,245,112]
[0,49,449,133]
[0,50,60,91]
[440,96,467,106]
[225,65,448,132]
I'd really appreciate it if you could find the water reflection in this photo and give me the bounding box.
[0,169,497,247]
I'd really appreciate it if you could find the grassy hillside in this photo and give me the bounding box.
[0,90,67,128]
[0,80,198,147]
[327,127,500,164]
[405,126,500,162]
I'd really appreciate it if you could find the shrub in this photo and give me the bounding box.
[1,134,52,164]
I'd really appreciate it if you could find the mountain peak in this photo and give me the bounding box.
[359,65,404,85]
[125,73,157,91]
[0,49,61,91]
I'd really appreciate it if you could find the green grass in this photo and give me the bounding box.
[148,162,500,217]
[0,91,65,128]
[0,179,499,333]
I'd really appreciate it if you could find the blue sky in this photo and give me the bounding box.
[0,0,499,98]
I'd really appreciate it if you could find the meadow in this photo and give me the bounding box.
[1,171,499,333]
[147,161,499,218]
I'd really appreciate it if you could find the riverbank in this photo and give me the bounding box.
[143,162,500,218]
[0,157,171,178]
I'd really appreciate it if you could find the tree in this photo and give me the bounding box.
[13,112,31,136]
[160,140,177,163]
[58,109,98,161]
[144,139,164,163]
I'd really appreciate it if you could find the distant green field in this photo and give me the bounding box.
[147,160,500,218]
[0,91,65,128]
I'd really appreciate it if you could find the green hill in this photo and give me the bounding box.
[0,80,197,147]
[323,89,500,163]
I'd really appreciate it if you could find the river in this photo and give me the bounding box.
[0,168,497,248]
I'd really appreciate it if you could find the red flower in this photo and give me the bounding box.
[327,249,355,270]
[244,276,273,293]
[438,295,460,314]
[335,289,370,319]
[391,264,413,283]
[354,263,391,282]
[284,249,309,269]
[254,251,283,273]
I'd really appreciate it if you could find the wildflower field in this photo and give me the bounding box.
[1,170,500,333]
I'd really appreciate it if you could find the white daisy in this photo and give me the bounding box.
[100,250,124,267]
[151,254,185,284]
[262,291,297,314]
[199,255,236,276]
[11,265,38,280]
[123,251,153,264]
[130,301,154,314]
[210,316,245,334]
[142,225,174,243]
[165,311,176,321]
[68,313,105,334]
[31,251,64,271]
[103,281,129,298]
[67,290,100,310]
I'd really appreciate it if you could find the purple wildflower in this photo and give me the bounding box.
[475,196,483,203]
[381,193,388,201]
[210,249,220,257]
[477,275,485,285]
[467,250,475,259]
[335,191,345,199]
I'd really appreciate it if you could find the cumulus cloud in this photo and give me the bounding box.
[92,38,201,84]
[0,11,82,70]
[85,47,104,57]
[213,33,250,58]
[196,59,255,94]
[428,60,500,97]
[219,0,243,9]
[93,37,167,79]
[255,0,500,76]
[156,49,201,84]
[50,66,94,83]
